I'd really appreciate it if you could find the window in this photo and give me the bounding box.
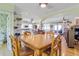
[58,25,62,31]
[54,25,57,31]
[29,24,33,29]
[43,24,50,31]
[53,24,62,31]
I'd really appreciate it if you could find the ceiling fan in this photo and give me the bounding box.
[58,17,72,23]
[22,18,34,24]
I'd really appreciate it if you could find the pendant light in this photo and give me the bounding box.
[39,3,48,8]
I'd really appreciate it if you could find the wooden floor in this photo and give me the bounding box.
[61,36,79,56]
[0,36,79,56]
[0,44,12,56]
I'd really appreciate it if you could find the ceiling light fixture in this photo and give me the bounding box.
[39,3,48,8]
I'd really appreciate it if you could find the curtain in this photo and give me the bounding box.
[0,13,8,45]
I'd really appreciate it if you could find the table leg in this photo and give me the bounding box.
[34,49,42,56]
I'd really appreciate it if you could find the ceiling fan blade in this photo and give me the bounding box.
[67,21,72,23]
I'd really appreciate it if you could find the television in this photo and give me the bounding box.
[75,28,79,40]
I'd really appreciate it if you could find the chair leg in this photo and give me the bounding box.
[74,40,78,45]
[42,53,48,56]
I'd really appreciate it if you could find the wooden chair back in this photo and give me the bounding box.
[50,34,61,56]
[24,32,31,35]
[10,35,21,56]
[23,32,31,38]
[45,32,53,39]
[10,35,18,56]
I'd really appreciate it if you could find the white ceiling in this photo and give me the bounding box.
[14,3,79,23]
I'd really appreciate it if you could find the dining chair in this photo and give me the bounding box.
[10,35,34,56]
[24,32,31,35]
[23,32,31,38]
[10,35,18,56]
[45,32,53,37]
[42,33,61,56]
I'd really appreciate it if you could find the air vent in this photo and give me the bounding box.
[25,25,28,27]
[14,26,18,29]
[16,18,22,21]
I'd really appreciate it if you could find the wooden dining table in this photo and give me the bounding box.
[20,34,58,56]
